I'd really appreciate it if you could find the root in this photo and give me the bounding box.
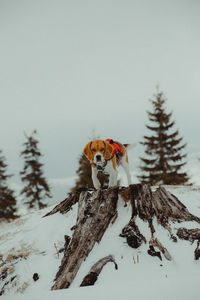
[80,255,118,287]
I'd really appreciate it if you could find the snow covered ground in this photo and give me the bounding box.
[186,153,200,186]
[1,184,200,300]
[1,153,200,299]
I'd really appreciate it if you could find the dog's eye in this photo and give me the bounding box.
[100,148,104,152]
[91,148,96,152]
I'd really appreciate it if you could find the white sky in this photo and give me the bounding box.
[0,0,200,179]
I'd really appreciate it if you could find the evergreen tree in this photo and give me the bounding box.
[139,89,188,185]
[20,130,52,209]
[71,154,94,192]
[0,150,17,219]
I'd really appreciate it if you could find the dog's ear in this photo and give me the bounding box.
[83,142,93,161]
[104,141,113,159]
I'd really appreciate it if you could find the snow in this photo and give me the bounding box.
[1,184,200,299]
[185,153,200,186]
[0,205,77,297]
[2,278,200,300]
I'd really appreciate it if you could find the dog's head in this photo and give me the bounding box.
[83,140,113,165]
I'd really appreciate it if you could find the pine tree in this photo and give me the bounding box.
[71,154,94,192]
[20,130,52,209]
[139,89,188,185]
[0,150,17,219]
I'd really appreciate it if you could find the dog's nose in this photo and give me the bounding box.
[96,155,101,162]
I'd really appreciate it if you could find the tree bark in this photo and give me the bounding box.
[45,184,200,290]
[177,228,200,242]
[51,187,118,290]
[119,184,200,255]
[44,189,86,217]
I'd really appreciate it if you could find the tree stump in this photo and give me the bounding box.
[51,187,118,290]
[45,184,200,290]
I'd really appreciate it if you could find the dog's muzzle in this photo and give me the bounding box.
[96,155,102,162]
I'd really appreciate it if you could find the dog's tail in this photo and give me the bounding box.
[123,143,137,151]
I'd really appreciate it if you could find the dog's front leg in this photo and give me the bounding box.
[91,167,101,189]
[108,169,118,187]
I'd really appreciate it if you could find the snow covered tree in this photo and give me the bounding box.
[20,130,52,209]
[0,150,17,219]
[139,89,188,185]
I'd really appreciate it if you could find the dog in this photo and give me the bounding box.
[83,139,134,189]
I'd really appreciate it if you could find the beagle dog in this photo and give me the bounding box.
[83,139,133,189]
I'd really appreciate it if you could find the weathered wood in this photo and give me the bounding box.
[80,255,118,287]
[152,186,200,225]
[43,189,84,217]
[147,245,162,261]
[120,185,152,248]
[150,237,172,261]
[46,184,200,290]
[176,228,200,260]
[194,241,200,260]
[51,187,118,290]
[120,218,146,248]
[177,228,200,242]
[120,184,200,256]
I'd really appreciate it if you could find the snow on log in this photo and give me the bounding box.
[45,184,200,290]
[51,187,118,290]
[119,185,200,252]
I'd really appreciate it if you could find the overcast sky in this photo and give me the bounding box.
[0,0,200,180]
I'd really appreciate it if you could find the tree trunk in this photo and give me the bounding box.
[45,184,200,290]
[51,187,118,290]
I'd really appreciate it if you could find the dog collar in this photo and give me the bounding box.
[90,155,113,172]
